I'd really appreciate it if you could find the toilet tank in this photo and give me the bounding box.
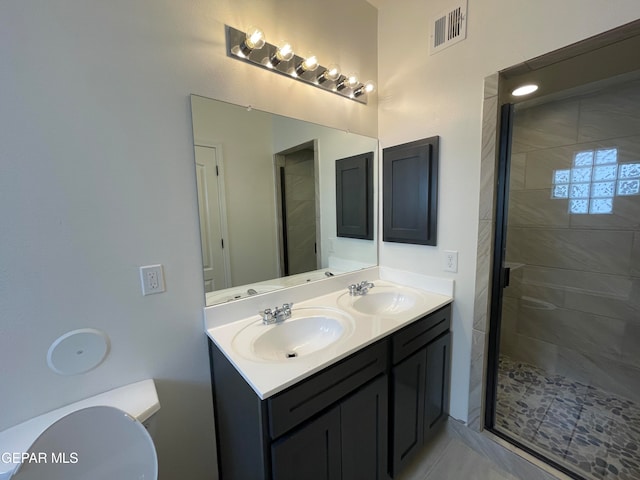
[0,379,159,479]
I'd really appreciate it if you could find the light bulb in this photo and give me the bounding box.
[512,84,538,96]
[317,64,341,84]
[295,54,319,76]
[240,26,265,56]
[276,42,294,61]
[337,73,359,91]
[354,81,376,97]
[270,41,294,67]
[302,55,319,71]
[245,26,265,49]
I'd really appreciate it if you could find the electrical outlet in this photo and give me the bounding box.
[443,250,458,273]
[140,265,165,295]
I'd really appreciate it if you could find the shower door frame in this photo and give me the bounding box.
[483,99,587,480]
[483,103,513,430]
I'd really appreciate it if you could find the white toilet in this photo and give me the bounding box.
[0,379,159,480]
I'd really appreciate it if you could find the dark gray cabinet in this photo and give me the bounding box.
[390,305,451,476]
[341,375,389,480]
[336,152,374,240]
[271,406,342,480]
[272,375,388,480]
[391,349,426,470]
[208,303,451,480]
[209,340,388,480]
[383,137,439,245]
[424,332,451,438]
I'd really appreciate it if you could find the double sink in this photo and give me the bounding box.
[233,284,422,363]
[207,279,452,398]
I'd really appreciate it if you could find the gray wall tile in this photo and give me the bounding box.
[633,232,640,277]
[523,265,633,297]
[512,99,580,153]
[508,189,571,227]
[578,79,640,141]
[507,227,634,275]
[517,307,625,357]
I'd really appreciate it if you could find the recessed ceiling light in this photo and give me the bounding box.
[512,84,539,96]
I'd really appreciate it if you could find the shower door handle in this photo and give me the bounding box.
[503,267,510,288]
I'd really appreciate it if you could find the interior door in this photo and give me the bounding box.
[194,145,230,291]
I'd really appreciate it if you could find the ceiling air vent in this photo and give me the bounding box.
[430,0,468,55]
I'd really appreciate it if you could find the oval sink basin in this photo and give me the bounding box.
[338,287,421,315]
[232,307,355,362]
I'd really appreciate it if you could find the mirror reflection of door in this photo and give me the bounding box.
[275,141,320,276]
[194,145,231,292]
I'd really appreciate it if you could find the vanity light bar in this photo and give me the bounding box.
[225,25,375,105]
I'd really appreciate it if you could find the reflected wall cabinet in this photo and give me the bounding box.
[336,152,374,240]
[383,137,439,245]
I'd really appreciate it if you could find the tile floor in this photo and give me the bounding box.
[395,439,518,480]
[396,417,562,480]
[496,356,640,480]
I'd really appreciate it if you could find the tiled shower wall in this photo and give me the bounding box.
[500,77,640,403]
[283,148,317,275]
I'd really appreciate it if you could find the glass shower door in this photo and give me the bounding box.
[490,74,640,480]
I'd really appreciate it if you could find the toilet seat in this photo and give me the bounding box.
[11,406,157,480]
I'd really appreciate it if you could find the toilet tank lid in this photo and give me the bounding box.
[0,379,159,479]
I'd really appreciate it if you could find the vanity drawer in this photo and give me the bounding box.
[267,340,387,439]
[392,304,451,365]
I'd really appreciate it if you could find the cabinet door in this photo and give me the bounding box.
[424,332,451,441]
[341,375,388,480]
[391,349,427,476]
[382,136,439,245]
[271,407,341,480]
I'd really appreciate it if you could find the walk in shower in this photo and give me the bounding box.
[488,67,640,479]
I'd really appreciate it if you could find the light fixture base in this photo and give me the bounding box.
[225,25,371,104]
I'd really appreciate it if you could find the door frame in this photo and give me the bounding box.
[483,103,513,429]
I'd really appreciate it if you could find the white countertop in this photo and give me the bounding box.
[206,280,452,399]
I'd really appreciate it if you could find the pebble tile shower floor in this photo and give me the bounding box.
[496,356,640,480]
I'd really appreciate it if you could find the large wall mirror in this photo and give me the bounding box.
[191,95,379,306]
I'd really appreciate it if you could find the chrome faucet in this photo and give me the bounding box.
[348,280,375,296]
[259,303,294,325]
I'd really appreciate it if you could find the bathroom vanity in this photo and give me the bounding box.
[206,276,452,480]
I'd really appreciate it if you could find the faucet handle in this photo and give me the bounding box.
[259,308,274,323]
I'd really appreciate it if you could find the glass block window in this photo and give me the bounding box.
[591,182,615,198]
[553,184,569,198]
[593,165,617,181]
[619,163,640,179]
[551,148,639,214]
[554,169,571,184]
[569,199,589,214]
[618,179,640,196]
[595,149,617,165]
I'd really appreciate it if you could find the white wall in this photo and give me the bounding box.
[0,1,376,478]
[376,0,640,421]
